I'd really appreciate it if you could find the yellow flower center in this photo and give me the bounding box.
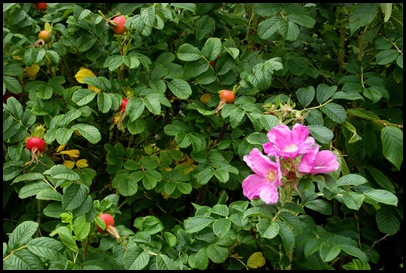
[266,170,277,183]
[283,144,298,153]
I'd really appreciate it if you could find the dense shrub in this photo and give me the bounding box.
[3,3,403,270]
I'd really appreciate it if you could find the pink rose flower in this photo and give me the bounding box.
[242,148,282,204]
[298,145,339,174]
[263,124,315,158]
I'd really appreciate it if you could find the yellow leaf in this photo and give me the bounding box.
[56,144,66,153]
[247,252,266,269]
[75,67,96,84]
[63,160,75,169]
[76,159,89,169]
[87,84,101,93]
[24,64,40,80]
[60,149,80,158]
[161,192,171,199]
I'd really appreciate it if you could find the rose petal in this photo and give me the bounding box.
[242,174,270,200]
[243,148,279,177]
[259,183,280,204]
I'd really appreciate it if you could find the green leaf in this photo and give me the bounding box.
[363,189,398,206]
[141,6,156,27]
[62,183,87,211]
[3,76,23,94]
[176,43,202,61]
[167,79,192,100]
[139,156,159,170]
[112,172,138,196]
[4,64,24,76]
[201,37,222,61]
[76,35,96,52]
[73,215,91,241]
[337,174,368,186]
[170,3,196,12]
[126,97,145,122]
[380,3,392,22]
[72,89,97,106]
[193,167,213,185]
[12,172,44,184]
[246,132,269,145]
[123,55,141,69]
[4,96,23,118]
[338,244,368,263]
[316,84,337,104]
[346,108,380,121]
[50,226,78,253]
[211,204,229,217]
[72,123,101,144]
[277,221,295,252]
[104,55,124,71]
[143,169,162,190]
[143,93,162,114]
[342,259,371,270]
[287,13,316,28]
[184,216,215,233]
[24,47,46,66]
[206,245,229,263]
[55,127,74,145]
[286,55,309,76]
[307,125,334,144]
[260,115,279,131]
[349,3,378,34]
[59,109,83,127]
[364,166,395,193]
[176,182,192,194]
[320,102,347,123]
[27,237,64,260]
[278,19,299,41]
[376,49,399,65]
[304,238,322,257]
[36,188,63,201]
[363,87,382,103]
[296,86,315,107]
[342,121,362,143]
[4,249,44,270]
[184,59,210,78]
[342,191,364,210]
[124,246,150,270]
[332,91,364,101]
[319,243,341,262]
[396,55,402,68]
[155,254,180,270]
[381,126,403,170]
[8,221,39,250]
[134,215,164,235]
[49,164,80,181]
[257,219,279,239]
[19,182,51,199]
[376,206,401,235]
[195,15,215,40]
[258,16,280,39]
[195,69,217,85]
[304,199,332,215]
[224,47,240,59]
[212,218,231,238]
[97,92,112,113]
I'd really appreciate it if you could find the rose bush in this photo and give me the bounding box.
[3,3,403,270]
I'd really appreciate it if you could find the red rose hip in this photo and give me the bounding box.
[26,137,47,153]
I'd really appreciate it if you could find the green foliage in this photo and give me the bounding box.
[3,3,403,270]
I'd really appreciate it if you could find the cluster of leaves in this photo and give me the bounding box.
[3,3,403,270]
